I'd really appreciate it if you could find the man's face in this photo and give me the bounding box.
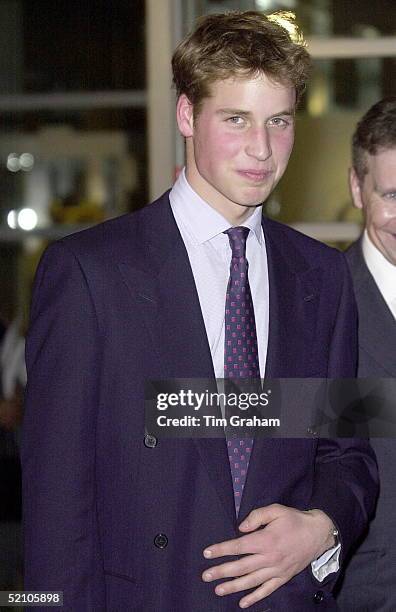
[350,148,396,265]
[176,73,296,223]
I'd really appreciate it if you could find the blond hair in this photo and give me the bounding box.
[172,11,311,113]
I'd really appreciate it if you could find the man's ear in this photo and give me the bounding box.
[176,94,194,138]
[349,167,364,210]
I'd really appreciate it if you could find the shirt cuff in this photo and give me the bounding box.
[311,543,341,582]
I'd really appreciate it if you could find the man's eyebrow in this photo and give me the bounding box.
[374,178,396,190]
[216,108,295,118]
[268,109,296,118]
[216,108,251,117]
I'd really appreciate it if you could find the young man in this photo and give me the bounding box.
[22,11,377,611]
[336,98,396,612]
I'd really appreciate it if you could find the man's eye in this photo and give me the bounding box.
[227,116,245,126]
[269,117,289,127]
[384,191,396,201]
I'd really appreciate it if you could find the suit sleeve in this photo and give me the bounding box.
[21,241,106,611]
[308,252,378,585]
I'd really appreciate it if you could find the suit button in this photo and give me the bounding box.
[313,590,325,603]
[144,434,158,448]
[154,533,168,549]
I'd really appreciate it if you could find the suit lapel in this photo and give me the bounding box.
[358,279,396,374]
[263,218,322,378]
[118,194,236,529]
[347,241,396,375]
[118,194,214,379]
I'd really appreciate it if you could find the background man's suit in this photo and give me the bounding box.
[22,193,377,611]
[336,240,396,612]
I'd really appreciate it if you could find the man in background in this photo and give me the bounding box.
[336,97,396,611]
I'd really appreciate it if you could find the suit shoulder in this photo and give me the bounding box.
[47,191,171,261]
[345,240,363,269]
[344,239,370,290]
[263,216,345,266]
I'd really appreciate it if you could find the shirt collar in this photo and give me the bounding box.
[169,168,263,245]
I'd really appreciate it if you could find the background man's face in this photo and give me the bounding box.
[177,73,296,223]
[350,148,396,265]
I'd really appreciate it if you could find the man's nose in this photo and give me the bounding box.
[245,128,272,160]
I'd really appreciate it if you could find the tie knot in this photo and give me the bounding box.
[224,226,250,258]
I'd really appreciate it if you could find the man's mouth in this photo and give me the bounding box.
[237,169,273,182]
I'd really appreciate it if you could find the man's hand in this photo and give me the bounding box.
[202,504,336,609]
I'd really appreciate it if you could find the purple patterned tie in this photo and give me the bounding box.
[224,226,260,515]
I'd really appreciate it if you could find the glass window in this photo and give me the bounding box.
[0,0,146,95]
[269,53,395,225]
[197,0,396,37]
[0,108,147,233]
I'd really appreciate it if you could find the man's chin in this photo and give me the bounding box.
[241,186,273,207]
[238,192,269,208]
[242,200,264,208]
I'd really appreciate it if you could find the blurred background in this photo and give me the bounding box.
[0,0,395,598]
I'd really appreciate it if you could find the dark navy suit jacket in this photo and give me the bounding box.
[337,240,396,612]
[22,193,378,611]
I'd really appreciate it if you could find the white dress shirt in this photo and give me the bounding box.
[169,168,269,378]
[169,168,339,581]
[362,230,396,320]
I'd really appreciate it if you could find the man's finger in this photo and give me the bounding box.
[239,503,285,532]
[238,576,285,609]
[202,553,269,582]
[203,536,241,559]
[214,567,275,597]
[204,529,273,559]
